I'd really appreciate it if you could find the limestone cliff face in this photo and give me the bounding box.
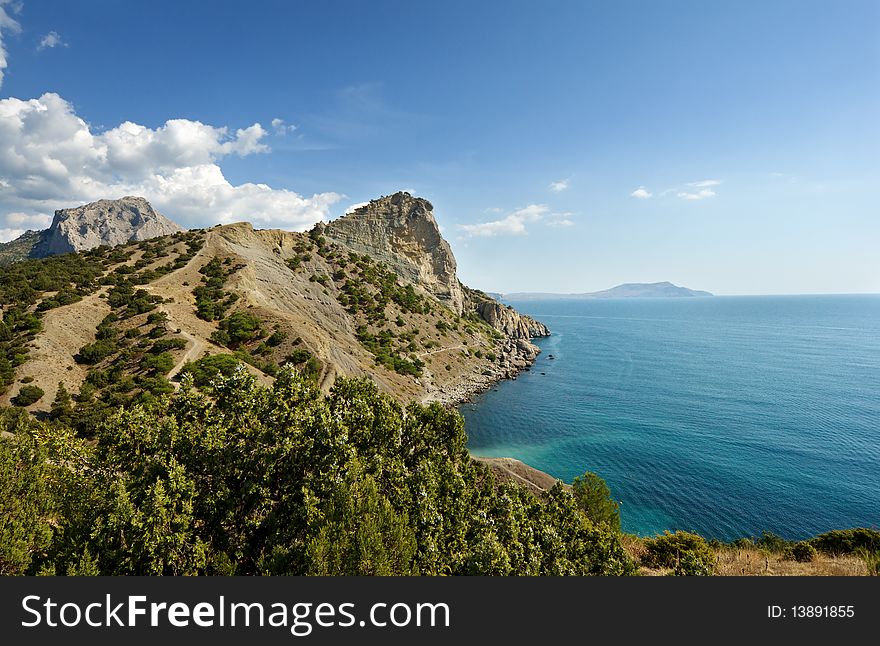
[32,196,182,257]
[323,192,465,313]
[467,292,550,339]
[324,192,549,341]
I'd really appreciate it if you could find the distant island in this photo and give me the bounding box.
[502,281,714,301]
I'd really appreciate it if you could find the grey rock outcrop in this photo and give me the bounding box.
[31,196,182,257]
[324,192,549,341]
[468,295,550,339]
[323,192,465,313]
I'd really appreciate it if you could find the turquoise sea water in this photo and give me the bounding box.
[461,295,880,541]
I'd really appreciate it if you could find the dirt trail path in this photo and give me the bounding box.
[166,328,207,384]
[418,344,466,358]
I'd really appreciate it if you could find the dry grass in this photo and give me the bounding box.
[623,536,870,576]
[715,547,868,576]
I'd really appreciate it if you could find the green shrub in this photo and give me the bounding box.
[284,348,313,365]
[214,312,263,348]
[0,428,55,574]
[12,384,45,407]
[151,337,187,353]
[267,329,287,347]
[141,352,175,375]
[139,376,175,396]
[147,312,168,325]
[178,354,243,387]
[809,529,880,555]
[754,531,789,552]
[783,541,818,563]
[75,340,117,364]
[0,368,639,576]
[642,531,715,576]
[571,471,621,532]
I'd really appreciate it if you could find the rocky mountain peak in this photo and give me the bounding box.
[31,196,182,257]
[323,192,465,313]
[323,191,549,341]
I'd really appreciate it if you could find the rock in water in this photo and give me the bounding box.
[31,196,182,257]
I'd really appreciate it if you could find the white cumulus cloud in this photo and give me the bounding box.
[271,117,297,136]
[0,92,342,237]
[0,0,22,88]
[459,204,550,237]
[38,30,66,50]
[549,178,570,193]
[630,187,652,199]
[677,188,717,200]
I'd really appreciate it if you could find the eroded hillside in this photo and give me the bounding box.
[0,193,550,430]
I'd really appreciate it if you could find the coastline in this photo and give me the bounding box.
[421,335,545,407]
[420,331,566,495]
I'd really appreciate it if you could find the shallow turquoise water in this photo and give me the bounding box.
[461,295,880,540]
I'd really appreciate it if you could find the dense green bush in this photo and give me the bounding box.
[177,354,244,387]
[0,423,55,574]
[642,531,716,576]
[784,541,818,563]
[193,256,239,321]
[75,340,118,364]
[283,349,321,382]
[150,337,187,353]
[0,368,636,576]
[212,312,264,348]
[49,383,74,426]
[809,528,880,555]
[753,531,790,552]
[267,329,287,347]
[571,472,621,532]
[11,385,45,407]
[140,352,175,375]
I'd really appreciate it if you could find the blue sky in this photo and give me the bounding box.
[0,0,877,294]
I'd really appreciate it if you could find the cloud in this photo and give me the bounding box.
[677,188,716,200]
[677,178,721,199]
[687,179,721,188]
[6,211,51,227]
[630,186,652,199]
[458,204,549,237]
[0,228,26,242]
[343,201,369,214]
[546,212,575,228]
[0,92,342,232]
[652,179,722,200]
[0,0,22,88]
[548,178,570,193]
[271,117,297,136]
[38,30,65,50]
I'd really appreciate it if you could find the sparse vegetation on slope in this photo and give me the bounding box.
[623,527,880,576]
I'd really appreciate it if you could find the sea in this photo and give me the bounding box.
[461,295,880,541]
